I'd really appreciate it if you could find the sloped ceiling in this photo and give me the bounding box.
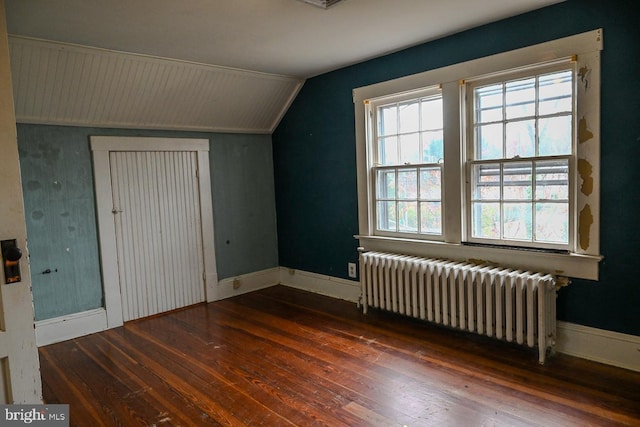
[9,37,302,133]
[5,0,564,134]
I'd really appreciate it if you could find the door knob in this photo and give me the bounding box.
[1,239,23,284]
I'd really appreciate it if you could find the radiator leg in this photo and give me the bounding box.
[538,345,547,365]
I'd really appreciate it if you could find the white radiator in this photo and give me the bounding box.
[359,251,558,364]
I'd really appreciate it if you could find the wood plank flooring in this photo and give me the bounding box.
[39,285,640,426]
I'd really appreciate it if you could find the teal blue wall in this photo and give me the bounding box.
[18,124,278,321]
[273,0,640,335]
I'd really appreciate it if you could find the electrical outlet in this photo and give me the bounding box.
[348,262,357,278]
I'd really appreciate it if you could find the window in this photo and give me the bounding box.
[372,90,444,237]
[354,30,603,280]
[467,66,574,250]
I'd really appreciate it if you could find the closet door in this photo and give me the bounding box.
[110,151,205,321]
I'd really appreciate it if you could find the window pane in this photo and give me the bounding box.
[421,97,443,130]
[377,201,396,231]
[535,202,568,243]
[472,202,500,239]
[399,133,420,164]
[398,201,418,232]
[378,104,397,136]
[535,159,568,200]
[397,168,417,199]
[422,130,443,163]
[399,100,419,133]
[503,202,532,240]
[503,162,532,200]
[420,202,442,234]
[506,77,535,120]
[376,169,396,199]
[477,123,503,160]
[378,136,398,165]
[539,115,572,155]
[472,164,500,200]
[505,120,535,158]
[539,70,573,116]
[475,84,503,123]
[420,167,441,200]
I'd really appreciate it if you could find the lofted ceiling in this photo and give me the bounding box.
[5,0,564,133]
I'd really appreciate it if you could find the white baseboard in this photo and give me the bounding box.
[556,321,640,372]
[278,267,360,302]
[35,308,108,347]
[216,267,281,300]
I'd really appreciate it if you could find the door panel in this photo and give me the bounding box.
[0,0,42,403]
[110,151,205,321]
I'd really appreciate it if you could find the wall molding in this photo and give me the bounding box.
[278,267,360,302]
[35,308,108,347]
[556,321,640,372]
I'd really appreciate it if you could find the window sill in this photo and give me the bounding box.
[354,235,602,281]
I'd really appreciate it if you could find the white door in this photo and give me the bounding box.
[0,1,42,403]
[110,151,206,321]
[92,137,219,328]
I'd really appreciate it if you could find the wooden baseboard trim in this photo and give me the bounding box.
[35,308,108,347]
[556,321,640,372]
[216,267,281,300]
[278,267,360,302]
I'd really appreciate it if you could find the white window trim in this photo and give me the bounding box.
[353,29,603,280]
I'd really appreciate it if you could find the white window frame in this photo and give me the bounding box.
[464,62,576,251]
[368,86,445,240]
[353,29,603,280]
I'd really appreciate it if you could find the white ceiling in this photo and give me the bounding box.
[6,0,563,79]
[4,0,564,133]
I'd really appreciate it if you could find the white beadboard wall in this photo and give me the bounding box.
[9,36,304,133]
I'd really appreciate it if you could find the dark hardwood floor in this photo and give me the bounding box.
[39,285,640,426]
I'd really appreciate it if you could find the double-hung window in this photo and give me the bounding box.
[467,65,574,250]
[372,89,444,237]
[354,30,603,280]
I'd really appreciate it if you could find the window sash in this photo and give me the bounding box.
[369,87,444,239]
[464,64,576,250]
[373,164,444,238]
[467,156,572,249]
